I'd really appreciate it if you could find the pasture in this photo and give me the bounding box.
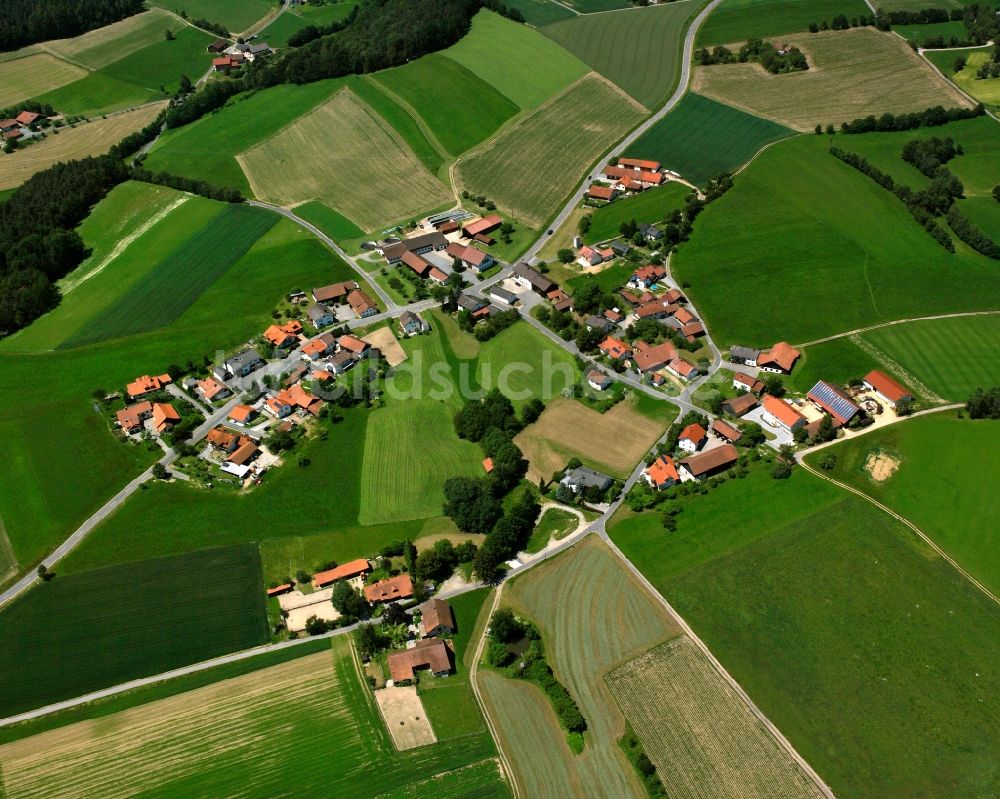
[444,10,588,109]
[0,638,509,798]
[696,0,870,45]
[0,52,86,108]
[672,135,1000,345]
[98,25,214,94]
[151,0,274,32]
[625,92,795,186]
[43,8,177,69]
[503,0,575,26]
[584,181,691,243]
[809,411,1000,594]
[373,54,519,156]
[456,74,645,228]
[476,322,581,409]
[611,474,1000,799]
[34,72,153,117]
[562,0,630,10]
[60,203,279,347]
[260,1,358,47]
[352,76,446,174]
[482,537,681,799]
[894,20,968,45]
[786,336,880,394]
[542,2,696,109]
[0,544,268,718]
[925,48,1000,112]
[514,395,669,480]
[0,104,165,191]
[693,27,972,132]
[239,88,453,231]
[293,199,365,240]
[607,637,826,799]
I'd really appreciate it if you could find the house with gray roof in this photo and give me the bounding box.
[560,466,613,494]
[224,348,264,378]
[729,346,761,366]
[306,303,335,328]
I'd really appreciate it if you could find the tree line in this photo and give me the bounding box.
[839,104,984,135]
[0,0,144,52]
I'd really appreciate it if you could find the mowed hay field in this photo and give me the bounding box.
[925,48,1000,112]
[696,0,871,45]
[456,74,646,228]
[0,545,268,718]
[0,52,86,108]
[514,395,669,480]
[0,104,164,191]
[239,88,453,231]
[0,638,509,798]
[693,27,972,132]
[809,411,1000,595]
[542,2,696,109]
[606,637,825,799]
[625,92,795,186]
[481,537,681,799]
[43,8,178,69]
[151,0,273,33]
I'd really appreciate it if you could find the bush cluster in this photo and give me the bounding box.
[967,386,1000,418]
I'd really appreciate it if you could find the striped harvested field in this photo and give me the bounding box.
[606,637,826,799]
[0,52,87,108]
[239,88,453,231]
[42,8,177,69]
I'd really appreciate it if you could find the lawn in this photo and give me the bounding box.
[610,473,1000,799]
[98,24,213,94]
[564,260,636,293]
[0,102,165,193]
[60,203,279,348]
[0,52,87,108]
[786,336,880,394]
[482,537,681,798]
[260,0,357,46]
[0,637,509,797]
[373,54,519,156]
[239,87,453,231]
[672,134,1000,346]
[444,9,588,110]
[34,71,156,117]
[693,27,971,132]
[924,48,1000,112]
[293,199,366,240]
[151,0,274,32]
[524,507,578,553]
[502,0,575,26]
[607,638,826,799]
[514,395,670,480]
[583,181,692,243]
[624,92,795,186]
[456,74,645,228]
[697,0,871,45]
[0,544,268,718]
[809,411,1000,594]
[541,2,696,109]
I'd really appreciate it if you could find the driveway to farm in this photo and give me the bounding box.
[519,0,725,266]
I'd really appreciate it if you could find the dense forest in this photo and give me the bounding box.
[0,0,144,52]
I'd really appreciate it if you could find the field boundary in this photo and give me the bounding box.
[0,513,18,590]
[795,309,1000,347]
[848,334,943,404]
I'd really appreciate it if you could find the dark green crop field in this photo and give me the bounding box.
[0,544,268,718]
[697,0,871,45]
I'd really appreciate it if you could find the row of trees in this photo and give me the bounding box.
[947,207,1000,259]
[0,0,143,51]
[839,104,984,135]
[809,14,875,33]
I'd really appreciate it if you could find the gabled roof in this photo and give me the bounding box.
[462,214,502,237]
[632,340,676,373]
[419,598,455,634]
[364,574,413,603]
[599,336,631,359]
[679,422,707,446]
[762,395,806,428]
[388,638,450,682]
[723,392,758,416]
[680,444,738,477]
[228,404,256,423]
[338,334,369,353]
[673,307,696,325]
[863,370,911,403]
[633,265,666,282]
[645,454,678,487]
[618,157,661,171]
[227,440,259,466]
[197,376,229,400]
[732,372,765,393]
[126,373,172,397]
[758,341,801,372]
[312,558,370,588]
[347,289,377,315]
[588,184,616,200]
[668,358,696,377]
[151,402,180,432]
[264,320,302,346]
[807,380,860,426]
[313,281,357,302]
[712,419,742,442]
[116,401,152,431]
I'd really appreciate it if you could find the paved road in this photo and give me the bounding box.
[520,0,725,265]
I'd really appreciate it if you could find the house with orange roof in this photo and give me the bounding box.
[666,358,698,381]
[678,422,707,454]
[267,384,320,418]
[115,402,153,434]
[462,214,502,238]
[587,184,618,202]
[364,574,413,604]
[126,373,172,398]
[206,426,241,452]
[15,110,41,126]
[312,558,370,589]
[712,419,742,443]
[577,244,614,267]
[673,307,696,326]
[862,370,913,409]
[263,320,302,349]
[643,454,679,490]
[196,376,231,402]
[267,583,293,597]
[599,336,632,361]
[338,334,370,355]
[757,341,801,374]
[418,598,456,638]
[630,265,666,288]
[151,402,181,434]
[635,299,680,320]
[301,332,337,361]
[222,440,259,477]
[618,157,661,171]
[682,321,705,343]
[264,395,293,418]
[631,340,677,374]
[347,289,378,318]
[228,404,258,425]
[760,395,807,432]
[732,372,765,395]
[427,266,449,284]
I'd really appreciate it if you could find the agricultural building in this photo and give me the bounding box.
[418,598,455,638]
[312,281,358,303]
[862,370,913,409]
[387,638,451,683]
[462,214,502,238]
[712,419,742,443]
[722,393,758,417]
[631,340,677,373]
[382,231,448,264]
[757,341,801,374]
[679,444,738,482]
[512,263,556,296]
[807,381,860,427]
[312,558,370,589]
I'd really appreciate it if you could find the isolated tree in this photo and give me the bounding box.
[179,74,192,92]
[473,546,503,585]
[819,453,838,471]
[557,248,575,264]
[489,607,525,643]
[331,582,366,619]
[164,28,175,40]
[36,564,47,580]
[354,623,389,659]
[152,462,168,480]
[895,396,914,416]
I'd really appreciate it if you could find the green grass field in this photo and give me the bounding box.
[151,0,273,32]
[609,471,1000,799]
[45,8,178,69]
[960,194,1000,241]
[476,322,581,409]
[809,411,1000,594]
[880,0,977,10]
[925,47,1000,112]
[444,10,588,109]
[564,261,635,294]
[0,637,509,798]
[0,52,87,108]
[561,0,630,10]
[293,199,366,240]
[502,0,575,26]
[673,134,1000,346]
[0,544,267,717]
[456,74,645,228]
[786,336,880,394]
[98,25,213,93]
[625,92,795,185]
[541,2,695,109]
[260,0,357,46]
[373,54,519,156]
[583,182,691,244]
[35,71,154,117]
[60,203,278,348]
[524,507,578,553]
[894,20,968,45]
[697,0,871,45]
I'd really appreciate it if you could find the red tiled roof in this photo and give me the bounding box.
[427,267,448,283]
[588,184,616,200]
[674,307,696,325]
[863,370,911,403]
[126,373,172,397]
[228,404,256,423]
[482,457,494,473]
[679,422,707,445]
[227,440,259,466]
[338,335,368,353]
[758,341,800,372]
[634,265,666,282]
[312,558,370,588]
[15,111,40,125]
[618,157,661,171]
[681,444,738,477]
[115,401,152,432]
[364,574,413,603]
[313,281,356,302]
[197,376,229,400]
[645,454,678,487]
[151,402,180,433]
[599,336,631,359]
[712,419,742,442]
[388,638,451,682]
[762,395,806,428]
[267,583,293,597]
[668,358,695,377]
[419,598,455,635]
[632,340,676,373]
[347,289,377,315]
[462,214,502,237]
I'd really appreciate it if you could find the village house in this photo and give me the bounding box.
[115,402,153,434]
[610,240,630,258]
[599,336,632,361]
[729,346,761,367]
[462,214,502,239]
[228,404,258,425]
[587,184,618,202]
[512,263,557,296]
[126,373,172,399]
[643,454,679,490]
[577,244,614,267]
[312,281,358,304]
[338,334,370,357]
[328,351,358,375]
[223,440,259,477]
[457,294,487,315]
[265,384,321,418]
[618,157,662,171]
[207,38,228,53]
[862,370,913,409]
[264,320,303,349]
[364,574,414,604]
[666,358,698,381]
[682,321,705,343]
[151,402,180,434]
[604,308,624,325]
[678,422,707,454]
[732,372,765,395]
[586,315,614,333]
[723,393,759,417]
[306,303,335,328]
[387,638,452,683]
[382,231,448,264]
[760,394,807,432]
[712,419,742,444]
[630,265,666,289]
[631,340,677,374]
[419,598,456,638]
[639,223,664,242]
[224,348,264,378]
[548,288,573,312]
[489,286,518,306]
[212,55,241,72]
[679,444,738,482]
[399,311,427,336]
[619,289,653,308]
[661,287,685,304]
[807,381,860,427]
[312,558,370,590]
[446,241,494,273]
[635,299,680,320]
[206,426,243,453]
[283,365,308,387]
[347,289,378,318]
[587,369,613,391]
[560,466,613,495]
[757,342,801,374]
[301,332,337,361]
